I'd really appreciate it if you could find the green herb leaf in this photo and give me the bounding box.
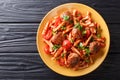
[63,15,70,21]
[52,44,61,51]
[78,42,85,49]
[85,59,90,63]
[63,34,67,37]
[77,13,81,16]
[61,26,66,30]
[69,20,73,24]
[85,48,90,56]
[61,53,65,58]
[70,38,74,43]
[74,23,79,28]
[74,23,82,30]
[97,34,101,38]
[82,30,86,35]
[52,30,57,35]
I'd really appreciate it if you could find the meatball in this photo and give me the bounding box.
[89,41,101,53]
[61,11,73,22]
[67,53,80,67]
[71,28,82,40]
[51,32,64,44]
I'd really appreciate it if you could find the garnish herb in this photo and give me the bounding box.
[52,44,61,51]
[97,34,101,38]
[69,20,73,24]
[70,38,74,43]
[85,59,90,63]
[78,42,85,49]
[52,30,57,35]
[63,15,70,21]
[63,34,67,37]
[61,53,65,58]
[61,26,66,30]
[85,48,90,56]
[77,13,81,16]
[82,30,86,35]
[74,23,82,30]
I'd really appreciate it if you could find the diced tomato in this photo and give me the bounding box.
[97,37,106,43]
[74,10,81,17]
[86,29,91,38]
[43,29,52,40]
[44,45,50,54]
[53,16,62,27]
[57,58,65,66]
[77,16,82,21]
[100,43,106,47]
[62,40,72,50]
[101,37,106,41]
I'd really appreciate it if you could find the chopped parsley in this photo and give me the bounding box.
[85,59,90,63]
[82,30,86,35]
[74,23,82,30]
[63,34,67,37]
[78,42,85,49]
[85,48,90,56]
[61,53,65,58]
[63,15,70,21]
[78,43,91,56]
[52,30,57,35]
[52,44,61,51]
[69,20,73,24]
[61,26,66,30]
[77,13,81,16]
[70,38,74,43]
[97,34,101,38]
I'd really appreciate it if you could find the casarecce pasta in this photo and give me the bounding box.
[42,10,106,70]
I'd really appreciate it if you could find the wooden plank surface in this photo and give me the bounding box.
[0,53,119,80]
[0,23,37,53]
[0,0,119,23]
[0,0,119,80]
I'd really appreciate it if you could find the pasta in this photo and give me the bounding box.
[42,10,106,70]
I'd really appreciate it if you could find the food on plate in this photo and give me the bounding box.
[42,9,106,70]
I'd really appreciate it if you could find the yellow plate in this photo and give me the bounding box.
[36,3,110,77]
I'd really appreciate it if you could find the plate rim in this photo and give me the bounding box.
[36,3,110,77]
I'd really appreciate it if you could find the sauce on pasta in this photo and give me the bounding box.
[42,10,106,70]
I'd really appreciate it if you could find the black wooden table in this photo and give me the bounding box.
[0,0,120,80]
